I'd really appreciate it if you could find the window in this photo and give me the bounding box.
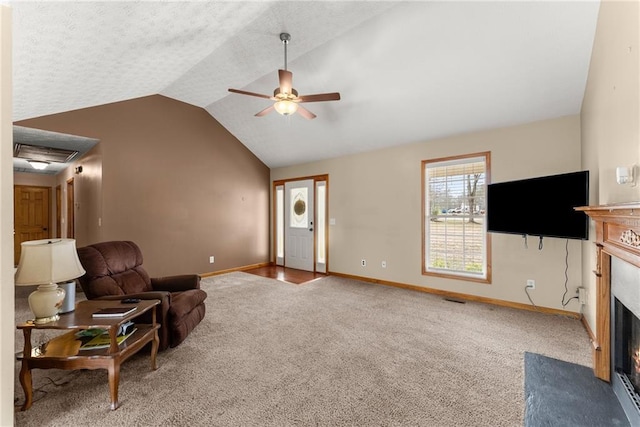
[422,152,491,283]
[275,185,284,263]
[316,181,327,272]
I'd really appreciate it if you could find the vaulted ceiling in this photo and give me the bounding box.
[9,1,600,169]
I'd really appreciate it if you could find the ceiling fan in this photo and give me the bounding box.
[228,33,340,120]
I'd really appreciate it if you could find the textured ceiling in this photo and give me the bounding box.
[8,1,600,169]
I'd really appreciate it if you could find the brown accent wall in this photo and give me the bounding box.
[16,95,270,276]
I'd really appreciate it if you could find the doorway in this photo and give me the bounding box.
[13,185,51,264]
[56,184,62,238]
[273,175,328,273]
[66,178,74,238]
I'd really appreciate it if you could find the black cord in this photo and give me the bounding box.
[562,239,579,307]
[14,374,78,407]
[538,236,543,250]
[523,234,528,249]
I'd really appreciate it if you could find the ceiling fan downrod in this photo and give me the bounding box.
[280,32,291,71]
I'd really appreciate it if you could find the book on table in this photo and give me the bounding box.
[77,323,137,350]
[91,306,137,318]
[79,329,137,350]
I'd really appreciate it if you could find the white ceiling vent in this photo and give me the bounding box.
[13,126,100,175]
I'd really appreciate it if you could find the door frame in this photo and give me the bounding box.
[273,174,329,273]
[56,184,62,238]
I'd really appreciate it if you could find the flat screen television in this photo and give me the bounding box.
[486,170,589,240]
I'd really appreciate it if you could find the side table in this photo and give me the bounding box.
[17,299,160,410]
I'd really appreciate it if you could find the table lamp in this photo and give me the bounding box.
[14,239,86,324]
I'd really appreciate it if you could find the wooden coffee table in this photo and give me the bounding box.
[17,299,160,410]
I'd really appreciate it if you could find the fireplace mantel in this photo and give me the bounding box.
[576,202,640,381]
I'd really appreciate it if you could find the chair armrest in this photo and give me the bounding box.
[96,291,170,303]
[95,291,171,318]
[96,292,171,325]
[151,275,201,292]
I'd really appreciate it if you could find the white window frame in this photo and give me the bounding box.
[315,181,327,273]
[422,152,491,283]
[275,185,284,266]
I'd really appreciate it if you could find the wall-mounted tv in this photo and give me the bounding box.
[487,170,589,240]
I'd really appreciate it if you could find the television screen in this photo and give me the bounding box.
[487,170,589,240]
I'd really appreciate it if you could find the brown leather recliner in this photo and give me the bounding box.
[76,240,207,351]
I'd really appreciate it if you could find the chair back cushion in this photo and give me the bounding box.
[77,241,153,299]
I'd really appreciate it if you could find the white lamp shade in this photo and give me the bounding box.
[15,239,86,286]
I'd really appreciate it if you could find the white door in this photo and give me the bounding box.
[284,179,314,271]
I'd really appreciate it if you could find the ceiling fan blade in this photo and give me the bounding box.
[297,92,341,103]
[296,105,316,120]
[255,105,275,117]
[228,88,273,100]
[279,69,293,94]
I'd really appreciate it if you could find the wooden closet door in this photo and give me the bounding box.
[14,185,51,264]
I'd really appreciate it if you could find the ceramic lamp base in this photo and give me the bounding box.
[33,314,60,324]
[28,283,65,324]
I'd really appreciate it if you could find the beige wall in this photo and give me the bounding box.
[16,95,270,277]
[0,5,13,424]
[272,115,584,313]
[580,0,640,331]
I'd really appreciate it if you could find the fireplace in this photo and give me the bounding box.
[578,203,640,425]
[611,256,640,424]
[613,299,640,395]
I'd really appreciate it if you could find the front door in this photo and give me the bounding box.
[14,185,51,264]
[284,179,314,271]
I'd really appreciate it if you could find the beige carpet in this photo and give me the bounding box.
[14,272,592,426]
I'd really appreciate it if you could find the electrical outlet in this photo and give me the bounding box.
[361,259,366,267]
[381,261,387,268]
[526,279,535,289]
[578,287,586,305]
[209,256,215,264]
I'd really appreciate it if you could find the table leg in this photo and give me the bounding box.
[19,360,33,411]
[150,306,158,371]
[151,330,159,371]
[107,361,120,410]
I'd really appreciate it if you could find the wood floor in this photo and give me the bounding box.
[244,265,327,285]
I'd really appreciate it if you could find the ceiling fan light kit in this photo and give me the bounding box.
[228,33,340,120]
[274,100,298,116]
